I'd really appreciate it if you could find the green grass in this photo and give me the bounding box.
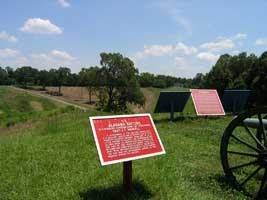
[0,86,251,199]
[0,110,249,199]
[0,87,63,127]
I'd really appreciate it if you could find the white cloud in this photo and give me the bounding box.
[0,49,80,71]
[132,44,173,61]
[14,56,29,66]
[142,45,173,57]
[29,50,77,69]
[31,53,52,61]
[200,39,234,52]
[58,0,70,8]
[232,33,247,40]
[0,31,17,42]
[174,56,187,70]
[200,33,247,52]
[31,50,75,62]
[255,38,267,46]
[0,48,20,58]
[231,50,240,55]
[175,42,198,55]
[20,18,62,34]
[132,42,197,61]
[51,50,75,60]
[197,52,219,62]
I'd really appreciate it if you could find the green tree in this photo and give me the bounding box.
[48,67,71,94]
[192,73,204,88]
[56,67,71,94]
[138,72,155,87]
[79,66,100,104]
[38,70,50,90]
[5,66,15,84]
[0,67,8,85]
[15,66,38,88]
[247,52,267,105]
[98,52,145,112]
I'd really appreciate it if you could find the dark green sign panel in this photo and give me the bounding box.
[154,91,191,121]
[221,90,251,114]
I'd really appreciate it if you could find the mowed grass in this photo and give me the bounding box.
[0,87,62,127]
[0,107,250,199]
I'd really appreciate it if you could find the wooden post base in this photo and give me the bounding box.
[123,161,132,193]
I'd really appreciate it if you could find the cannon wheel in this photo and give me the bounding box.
[220,107,267,199]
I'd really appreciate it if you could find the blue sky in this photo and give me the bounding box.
[0,0,267,78]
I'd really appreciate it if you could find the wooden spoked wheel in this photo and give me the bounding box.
[220,107,267,199]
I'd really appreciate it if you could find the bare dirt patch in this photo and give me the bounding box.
[46,87,96,102]
[30,101,43,111]
[44,87,96,108]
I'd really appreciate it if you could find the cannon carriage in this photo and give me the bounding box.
[220,107,267,199]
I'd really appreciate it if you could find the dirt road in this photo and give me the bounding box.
[10,86,88,111]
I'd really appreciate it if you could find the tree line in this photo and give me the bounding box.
[0,52,191,112]
[0,61,190,90]
[1,51,267,110]
[192,51,267,105]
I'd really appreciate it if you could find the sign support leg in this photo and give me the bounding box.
[170,102,174,121]
[123,161,132,193]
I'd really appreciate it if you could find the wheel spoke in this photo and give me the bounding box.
[240,166,262,186]
[228,150,259,158]
[257,169,267,198]
[258,114,267,146]
[243,123,266,150]
[231,134,261,153]
[229,160,258,171]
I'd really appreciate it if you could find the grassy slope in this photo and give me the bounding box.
[0,87,63,127]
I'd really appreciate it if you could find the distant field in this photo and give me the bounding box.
[0,87,65,128]
[0,86,250,200]
[42,86,196,115]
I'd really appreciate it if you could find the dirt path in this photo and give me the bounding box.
[10,86,88,111]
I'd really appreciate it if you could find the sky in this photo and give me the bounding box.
[1,0,267,78]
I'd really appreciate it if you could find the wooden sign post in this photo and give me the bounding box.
[123,161,132,193]
[89,114,165,193]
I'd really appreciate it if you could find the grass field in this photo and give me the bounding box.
[0,87,250,199]
[0,87,65,128]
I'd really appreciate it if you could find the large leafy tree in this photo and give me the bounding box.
[0,67,8,85]
[15,66,38,88]
[247,52,267,105]
[49,67,71,94]
[202,54,233,95]
[79,66,100,104]
[38,70,50,90]
[98,52,145,112]
[5,66,15,84]
[56,67,71,94]
[138,72,155,87]
[202,53,257,95]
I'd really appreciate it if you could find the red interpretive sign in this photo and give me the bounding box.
[90,114,165,166]
[191,89,225,116]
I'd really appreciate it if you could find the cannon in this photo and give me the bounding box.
[220,107,267,199]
